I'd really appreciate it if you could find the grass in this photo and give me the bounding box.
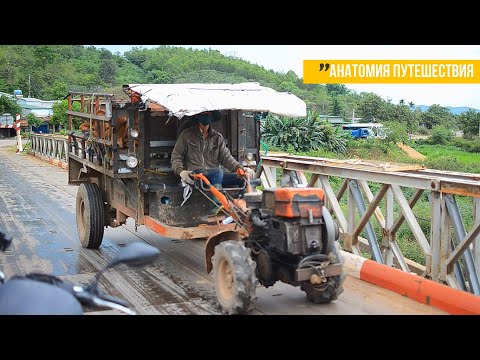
[413,144,480,173]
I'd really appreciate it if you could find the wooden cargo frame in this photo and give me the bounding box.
[66,91,260,241]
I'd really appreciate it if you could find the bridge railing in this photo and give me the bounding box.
[27,136,480,295]
[260,154,480,295]
[30,134,69,164]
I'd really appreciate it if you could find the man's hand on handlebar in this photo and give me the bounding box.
[180,170,194,185]
[236,166,256,179]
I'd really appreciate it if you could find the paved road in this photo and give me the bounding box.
[0,139,445,315]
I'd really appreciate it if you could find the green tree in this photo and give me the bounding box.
[357,93,385,121]
[26,113,44,129]
[331,98,341,116]
[51,99,80,130]
[278,80,299,93]
[381,121,409,145]
[326,84,348,95]
[99,49,118,85]
[457,109,480,139]
[0,95,21,116]
[421,104,455,130]
[43,81,68,100]
[33,45,57,67]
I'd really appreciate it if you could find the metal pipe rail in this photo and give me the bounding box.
[260,154,480,295]
[29,134,69,164]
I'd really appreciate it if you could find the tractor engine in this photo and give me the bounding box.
[244,188,339,287]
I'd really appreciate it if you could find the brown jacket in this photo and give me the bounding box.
[171,125,241,176]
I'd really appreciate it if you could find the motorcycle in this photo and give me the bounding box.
[0,230,160,315]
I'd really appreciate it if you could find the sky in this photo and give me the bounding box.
[95,45,480,109]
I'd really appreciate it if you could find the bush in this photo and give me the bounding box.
[20,131,32,139]
[416,126,431,136]
[450,137,480,153]
[381,121,409,145]
[55,129,68,136]
[430,125,453,145]
[425,156,462,172]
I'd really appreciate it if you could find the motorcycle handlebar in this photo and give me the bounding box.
[73,286,133,314]
[95,290,130,308]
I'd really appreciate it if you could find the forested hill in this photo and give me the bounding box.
[0,45,462,132]
[0,45,318,101]
[0,45,354,113]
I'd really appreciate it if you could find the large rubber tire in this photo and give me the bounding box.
[301,242,345,304]
[76,182,105,249]
[211,241,258,315]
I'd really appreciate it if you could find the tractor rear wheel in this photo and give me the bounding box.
[211,241,258,314]
[76,182,105,249]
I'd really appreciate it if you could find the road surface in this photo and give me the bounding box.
[0,139,445,315]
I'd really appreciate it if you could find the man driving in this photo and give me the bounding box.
[171,110,255,193]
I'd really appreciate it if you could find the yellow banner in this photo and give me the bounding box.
[303,60,480,84]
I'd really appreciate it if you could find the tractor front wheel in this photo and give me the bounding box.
[211,241,258,314]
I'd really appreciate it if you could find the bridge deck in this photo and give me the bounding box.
[0,140,445,315]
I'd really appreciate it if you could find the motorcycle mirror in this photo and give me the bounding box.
[89,242,160,294]
[107,242,160,269]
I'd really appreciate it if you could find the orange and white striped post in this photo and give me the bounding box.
[16,114,22,154]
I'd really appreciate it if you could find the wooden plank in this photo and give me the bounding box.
[269,154,425,172]
[339,159,425,172]
[66,110,111,122]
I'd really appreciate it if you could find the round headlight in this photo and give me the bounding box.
[246,152,254,161]
[126,156,138,168]
[130,129,139,138]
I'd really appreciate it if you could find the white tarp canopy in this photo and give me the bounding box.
[127,83,307,119]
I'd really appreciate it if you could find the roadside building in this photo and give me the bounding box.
[0,90,57,133]
[16,97,56,133]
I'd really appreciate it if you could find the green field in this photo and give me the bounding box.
[413,144,480,174]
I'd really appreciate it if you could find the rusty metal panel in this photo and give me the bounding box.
[144,215,244,240]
